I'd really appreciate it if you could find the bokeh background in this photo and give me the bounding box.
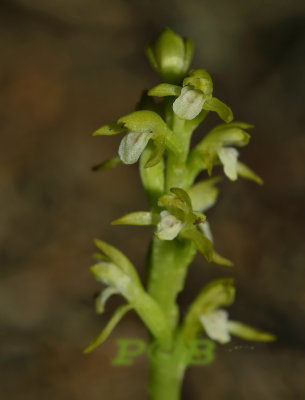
[1,0,304,399]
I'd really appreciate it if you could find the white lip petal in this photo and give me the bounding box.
[173,86,205,120]
[217,147,239,181]
[118,131,154,164]
[199,309,231,344]
[155,211,183,240]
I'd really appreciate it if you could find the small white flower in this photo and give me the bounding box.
[199,309,231,344]
[217,147,239,181]
[173,86,205,120]
[118,130,154,164]
[155,211,184,240]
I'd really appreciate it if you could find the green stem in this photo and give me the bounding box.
[148,344,186,400]
[147,237,196,331]
[166,110,192,191]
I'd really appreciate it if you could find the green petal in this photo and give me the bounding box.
[93,239,140,283]
[112,211,153,226]
[183,69,213,95]
[92,156,121,172]
[93,122,125,136]
[228,320,276,342]
[203,97,233,123]
[188,177,221,212]
[148,83,181,97]
[180,228,213,262]
[83,304,133,353]
[183,37,194,74]
[237,161,263,185]
[170,187,192,211]
[158,194,187,221]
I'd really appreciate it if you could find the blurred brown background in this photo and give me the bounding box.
[0,0,304,399]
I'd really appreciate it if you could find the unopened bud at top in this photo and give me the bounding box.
[146,28,194,84]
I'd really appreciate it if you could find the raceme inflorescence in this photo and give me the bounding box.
[84,28,275,400]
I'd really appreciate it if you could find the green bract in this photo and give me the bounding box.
[87,28,275,400]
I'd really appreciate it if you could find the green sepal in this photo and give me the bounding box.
[188,177,221,212]
[183,37,194,74]
[191,278,235,313]
[95,287,119,314]
[83,304,133,353]
[203,97,233,123]
[92,156,121,172]
[183,69,213,96]
[93,122,125,136]
[112,211,153,226]
[237,161,263,185]
[145,45,159,72]
[180,228,213,262]
[94,239,140,284]
[212,251,233,267]
[199,123,251,149]
[228,320,276,342]
[148,83,181,97]
[118,110,170,136]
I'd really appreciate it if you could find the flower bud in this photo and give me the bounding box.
[146,28,194,84]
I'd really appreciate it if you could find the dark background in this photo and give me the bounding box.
[1,0,304,399]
